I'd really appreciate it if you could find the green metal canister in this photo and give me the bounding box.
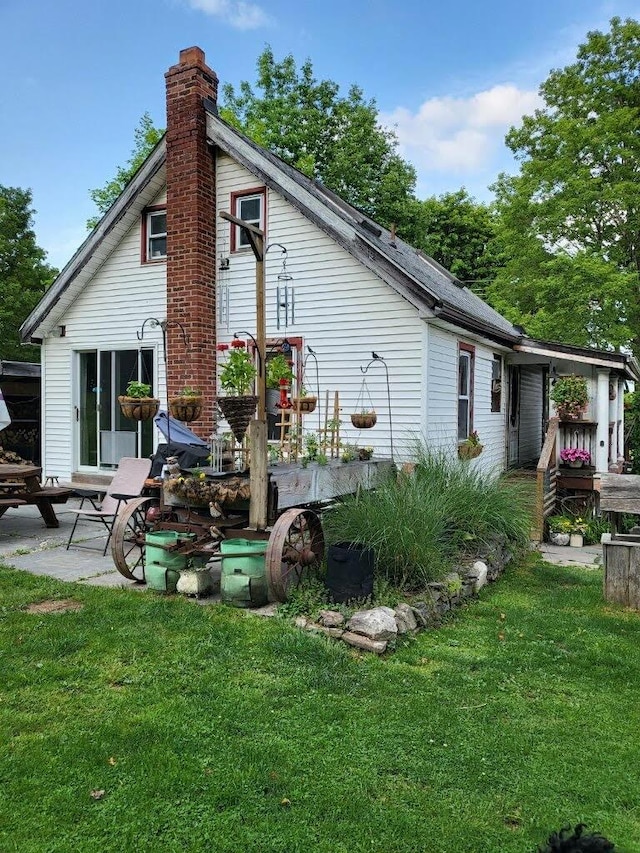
[220,539,268,607]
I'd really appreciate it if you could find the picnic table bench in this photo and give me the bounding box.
[0,464,73,528]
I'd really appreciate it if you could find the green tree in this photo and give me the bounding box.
[489,17,640,354]
[415,190,503,292]
[221,47,417,230]
[0,186,57,362]
[87,112,164,229]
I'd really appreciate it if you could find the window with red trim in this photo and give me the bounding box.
[458,343,475,440]
[141,206,167,262]
[230,187,266,251]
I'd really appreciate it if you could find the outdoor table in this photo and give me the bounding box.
[0,464,72,528]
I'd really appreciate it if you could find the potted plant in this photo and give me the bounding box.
[550,374,589,420]
[169,385,203,423]
[351,409,377,429]
[292,384,317,414]
[118,380,160,421]
[216,340,258,442]
[559,447,591,468]
[547,515,572,546]
[357,446,374,461]
[569,517,588,548]
[458,430,483,460]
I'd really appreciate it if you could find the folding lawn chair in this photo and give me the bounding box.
[66,457,152,555]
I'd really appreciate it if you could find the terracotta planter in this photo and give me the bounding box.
[169,395,203,423]
[557,407,585,421]
[293,396,317,414]
[351,412,377,429]
[458,442,483,460]
[118,395,160,421]
[217,395,258,442]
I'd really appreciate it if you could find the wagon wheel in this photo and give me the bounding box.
[111,497,154,581]
[266,508,325,602]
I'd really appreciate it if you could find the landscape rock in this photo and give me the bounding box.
[471,560,488,592]
[394,602,417,633]
[294,616,308,629]
[410,601,437,628]
[341,631,387,654]
[305,622,344,638]
[346,607,398,641]
[318,609,345,628]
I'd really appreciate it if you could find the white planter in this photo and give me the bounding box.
[549,532,570,546]
[569,533,584,548]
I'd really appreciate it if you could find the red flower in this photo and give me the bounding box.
[231,339,246,348]
[216,343,229,352]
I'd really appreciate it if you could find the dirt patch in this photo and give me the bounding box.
[25,599,84,614]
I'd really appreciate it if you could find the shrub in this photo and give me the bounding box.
[323,445,531,590]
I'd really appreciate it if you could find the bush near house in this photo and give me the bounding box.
[323,445,531,591]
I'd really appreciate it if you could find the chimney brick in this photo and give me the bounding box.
[165,47,218,439]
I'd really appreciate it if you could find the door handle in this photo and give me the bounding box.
[75,406,79,422]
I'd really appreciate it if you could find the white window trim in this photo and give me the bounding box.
[146,210,167,261]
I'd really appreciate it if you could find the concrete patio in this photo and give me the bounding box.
[0,498,605,589]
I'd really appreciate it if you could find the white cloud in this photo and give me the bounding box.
[185,0,270,30]
[381,84,542,176]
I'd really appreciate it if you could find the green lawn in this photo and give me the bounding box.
[1,558,639,852]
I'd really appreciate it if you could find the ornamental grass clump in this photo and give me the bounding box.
[323,444,531,590]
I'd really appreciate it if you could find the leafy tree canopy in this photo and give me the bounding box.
[220,47,417,230]
[489,16,640,355]
[87,112,164,229]
[0,186,57,362]
[417,190,502,291]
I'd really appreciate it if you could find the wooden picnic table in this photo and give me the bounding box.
[0,464,72,528]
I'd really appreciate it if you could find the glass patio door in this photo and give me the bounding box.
[77,349,154,470]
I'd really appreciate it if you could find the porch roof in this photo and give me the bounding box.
[513,338,640,381]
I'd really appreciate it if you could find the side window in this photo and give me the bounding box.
[491,355,502,413]
[458,343,475,440]
[231,188,266,251]
[142,208,167,262]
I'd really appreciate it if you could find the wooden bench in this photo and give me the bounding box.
[23,487,73,505]
[0,497,27,508]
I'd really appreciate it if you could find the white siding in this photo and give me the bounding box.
[426,325,506,474]
[42,191,167,479]
[216,154,423,459]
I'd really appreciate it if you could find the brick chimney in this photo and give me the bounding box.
[165,47,218,439]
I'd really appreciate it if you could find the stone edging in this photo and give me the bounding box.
[292,540,512,654]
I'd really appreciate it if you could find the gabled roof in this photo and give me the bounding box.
[205,108,522,346]
[22,100,523,346]
[20,140,166,342]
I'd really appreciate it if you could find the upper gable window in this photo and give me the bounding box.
[231,188,266,252]
[142,208,167,262]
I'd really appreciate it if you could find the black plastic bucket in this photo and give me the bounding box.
[326,542,375,603]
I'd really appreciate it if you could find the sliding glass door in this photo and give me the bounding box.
[78,349,155,470]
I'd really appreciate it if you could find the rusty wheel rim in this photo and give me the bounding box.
[266,508,325,602]
[111,497,153,581]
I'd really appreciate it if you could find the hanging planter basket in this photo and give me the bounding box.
[293,396,317,414]
[351,412,377,429]
[458,442,483,460]
[169,395,203,423]
[217,395,258,442]
[118,395,160,422]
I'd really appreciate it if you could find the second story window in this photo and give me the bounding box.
[143,208,167,262]
[231,188,266,251]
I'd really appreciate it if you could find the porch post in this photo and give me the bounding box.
[609,379,618,464]
[595,368,610,473]
[617,378,625,466]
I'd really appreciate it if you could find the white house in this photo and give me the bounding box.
[20,47,639,533]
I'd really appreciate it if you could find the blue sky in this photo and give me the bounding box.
[1,0,639,270]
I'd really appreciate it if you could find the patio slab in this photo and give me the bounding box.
[538,541,603,569]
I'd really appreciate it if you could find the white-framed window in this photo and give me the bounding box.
[491,354,502,413]
[458,343,475,440]
[144,209,167,261]
[231,188,265,251]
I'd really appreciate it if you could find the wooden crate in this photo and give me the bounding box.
[603,540,640,608]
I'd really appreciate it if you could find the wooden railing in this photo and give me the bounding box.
[534,417,560,541]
